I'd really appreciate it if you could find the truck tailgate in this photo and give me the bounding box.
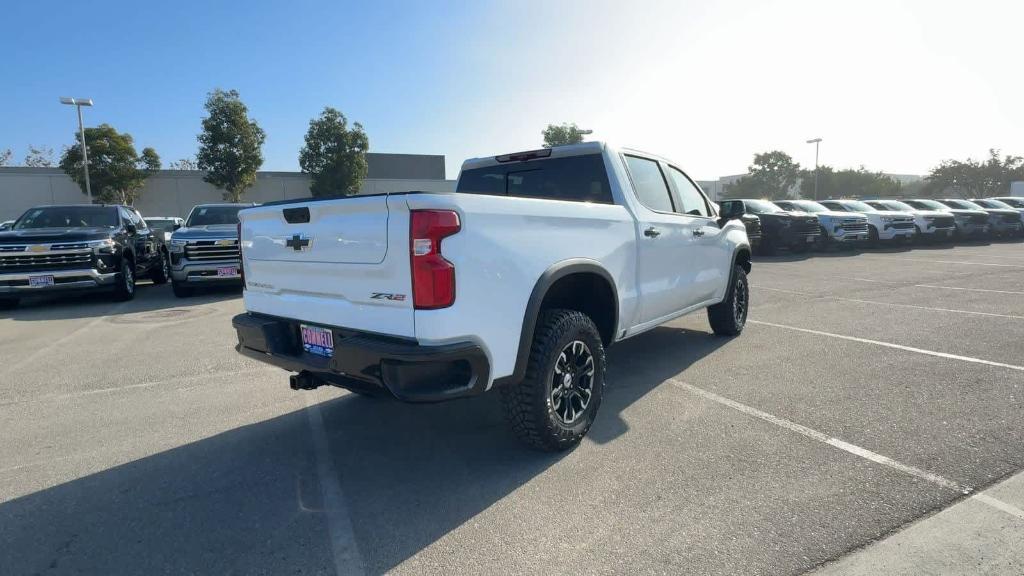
[239,195,415,338]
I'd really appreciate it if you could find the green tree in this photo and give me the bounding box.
[722,151,801,200]
[59,124,161,205]
[542,123,589,148]
[923,149,1023,198]
[799,166,900,199]
[196,89,266,202]
[168,157,198,170]
[0,149,11,166]
[299,107,370,197]
[24,145,55,167]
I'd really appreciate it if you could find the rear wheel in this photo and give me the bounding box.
[501,309,606,452]
[708,265,748,337]
[113,258,136,301]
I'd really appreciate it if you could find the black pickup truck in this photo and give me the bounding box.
[719,199,821,255]
[0,204,170,308]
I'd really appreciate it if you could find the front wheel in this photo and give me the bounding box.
[150,251,170,284]
[868,225,880,246]
[113,259,136,301]
[501,309,606,452]
[707,265,749,337]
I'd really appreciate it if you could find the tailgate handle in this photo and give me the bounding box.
[283,207,310,224]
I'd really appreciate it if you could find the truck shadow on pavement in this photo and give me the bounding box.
[0,326,729,575]
[1,283,240,322]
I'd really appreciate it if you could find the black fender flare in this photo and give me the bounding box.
[493,259,618,388]
[723,244,752,300]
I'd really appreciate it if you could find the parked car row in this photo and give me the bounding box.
[0,202,249,309]
[721,197,1024,255]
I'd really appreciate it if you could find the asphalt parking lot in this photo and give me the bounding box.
[1,240,1023,575]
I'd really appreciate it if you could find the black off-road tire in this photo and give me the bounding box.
[707,265,749,337]
[113,258,136,302]
[150,250,170,284]
[500,309,606,452]
[172,280,193,298]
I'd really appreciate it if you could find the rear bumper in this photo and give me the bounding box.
[233,312,490,402]
[0,268,117,296]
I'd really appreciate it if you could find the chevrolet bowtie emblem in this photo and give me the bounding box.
[285,234,311,251]
[28,244,49,253]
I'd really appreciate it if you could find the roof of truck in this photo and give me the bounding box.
[460,141,607,171]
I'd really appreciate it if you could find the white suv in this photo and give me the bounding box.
[773,199,870,247]
[232,142,752,450]
[819,199,916,243]
[864,199,956,241]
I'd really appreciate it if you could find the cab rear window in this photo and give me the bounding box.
[456,154,613,204]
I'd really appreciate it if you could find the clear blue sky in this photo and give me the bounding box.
[2,0,1022,180]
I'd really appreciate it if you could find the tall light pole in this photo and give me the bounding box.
[60,97,94,202]
[806,138,822,200]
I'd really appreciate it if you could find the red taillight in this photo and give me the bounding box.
[410,210,460,309]
[237,221,245,287]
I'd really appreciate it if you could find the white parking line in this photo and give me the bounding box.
[915,285,1024,296]
[0,367,279,407]
[0,304,127,379]
[748,320,1024,372]
[860,256,1024,268]
[670,379,1024,520]
[756,286,1024,320]
[670,379,967,492]
[841,277,1024,295]
[304,395,366,576]
[972,493,1024,520]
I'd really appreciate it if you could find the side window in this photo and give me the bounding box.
[821,201,841,211]
[624,155,674,213]
[667,166,711,217]
[455,154,612,204]
[118,207,133,227]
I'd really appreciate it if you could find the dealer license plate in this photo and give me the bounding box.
[217,266,239,277]
[300,324,334,358]
[28,275,54,287]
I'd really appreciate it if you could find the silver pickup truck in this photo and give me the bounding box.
[169,203,254,297]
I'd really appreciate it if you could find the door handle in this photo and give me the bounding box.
[644,226,661,238]
[692,228,705,237]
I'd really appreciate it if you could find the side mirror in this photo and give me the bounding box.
[719,201,745,221]
[125,223,137,235]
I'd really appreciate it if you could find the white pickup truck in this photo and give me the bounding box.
[232,142,752,450]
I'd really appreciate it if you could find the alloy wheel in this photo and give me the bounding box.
[733,274,748,327]
[550,340,595,425]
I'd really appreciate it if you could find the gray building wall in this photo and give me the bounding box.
[0,153,454,221]
[366,153,445,180]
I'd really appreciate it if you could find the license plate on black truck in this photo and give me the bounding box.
[300,324,334,358]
